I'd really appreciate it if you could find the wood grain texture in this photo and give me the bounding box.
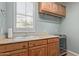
[39,2,66,17]
[0,42,28,53]
[0,37,60,56]
[0,49,28,56]
[57,4,66,16]
[48,37,59,43]
[29,45,47,56]
[29,39,47,47]
[48,42,60,56]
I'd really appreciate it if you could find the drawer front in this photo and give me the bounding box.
[29,40,47,47]
[48,37,59,43]
[0,42,28,53]
[12,49,28,56]
[0,49,28,56]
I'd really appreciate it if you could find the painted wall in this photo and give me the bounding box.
[60,3,79,53]
[0,2,6,35]
[6,2,14,33]
[6,2,60,35]
[35,3,60,34]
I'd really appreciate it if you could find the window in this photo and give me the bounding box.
[14,2,35,32]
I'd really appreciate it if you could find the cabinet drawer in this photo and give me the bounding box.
[0,42,28,53]
[0,49,28,56]
[12,49,28,56]
[29,40,47,47]
[48,42,59,47]
[48,37,59,43]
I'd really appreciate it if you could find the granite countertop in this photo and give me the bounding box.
[0,35,59,45]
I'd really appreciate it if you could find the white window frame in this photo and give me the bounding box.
[13,2,36,32]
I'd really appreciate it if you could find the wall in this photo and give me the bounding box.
[60,3,79,53]
[0,2,6,35]
[34,3,60,34]
[6,2,14,34]
[6,2,61,35]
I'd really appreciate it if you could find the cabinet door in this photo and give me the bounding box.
[29,45,47,56]
[39,2,51,13]
[50,3,58,14]
[39,2,66,17]
[58,5,66,16]
[48,42,60,56]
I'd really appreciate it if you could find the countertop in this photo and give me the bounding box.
[0,35,59,45]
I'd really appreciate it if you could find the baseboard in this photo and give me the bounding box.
[67,50,79,56]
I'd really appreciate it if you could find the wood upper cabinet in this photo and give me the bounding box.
[57,4,66,16]
[39,2,66,17]
[50,3,58,14]
[39,2,51,13]
[29,45,47,56]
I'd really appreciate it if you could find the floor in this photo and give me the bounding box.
[66,52,76,56]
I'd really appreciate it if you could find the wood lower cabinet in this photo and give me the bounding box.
[0,42,28,53]
[12,49,28,56]
[29,45,47,56]
[0,49,28,56]
[29,39,47,48]
[0,37,60,56]
[48,42,60,56]
[11,49,28,56]
[14,52,28,56]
